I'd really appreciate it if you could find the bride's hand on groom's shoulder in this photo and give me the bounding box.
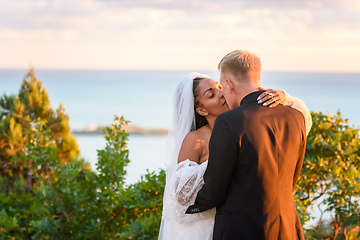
[257,87,286,108]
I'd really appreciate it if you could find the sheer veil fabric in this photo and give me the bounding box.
[164,72,208,183]
[158,72,216,240]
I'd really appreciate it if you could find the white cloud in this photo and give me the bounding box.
[95,0,360,9]
[0,0,359,72]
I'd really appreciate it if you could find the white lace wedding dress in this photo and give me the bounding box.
[159,160,216,240]
[158,94,312,240]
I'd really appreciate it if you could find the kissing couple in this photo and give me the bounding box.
[158,50,312,240]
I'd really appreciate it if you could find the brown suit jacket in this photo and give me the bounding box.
[186,91,306,240]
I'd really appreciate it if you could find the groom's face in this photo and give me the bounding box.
[219,70,236,110]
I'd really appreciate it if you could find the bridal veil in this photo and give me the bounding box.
[158,72,215,240]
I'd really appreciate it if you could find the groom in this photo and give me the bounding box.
[186,50,306,240]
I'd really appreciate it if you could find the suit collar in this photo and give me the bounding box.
[240,90,264,106]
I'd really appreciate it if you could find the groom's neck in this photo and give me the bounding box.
[235,84,260,106]
[230,71,261,108]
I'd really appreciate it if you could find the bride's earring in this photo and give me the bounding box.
[196,107,208,117]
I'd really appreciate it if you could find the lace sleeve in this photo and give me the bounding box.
[163,160,215,223]
[169,160,208,205]
[281,91,312,136]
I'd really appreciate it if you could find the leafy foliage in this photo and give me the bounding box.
[0,115,165,239]
[295,112,360,239]
[119,169,165,239]
[0,68,82,194]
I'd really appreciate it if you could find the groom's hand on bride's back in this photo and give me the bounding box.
[257,87,286,108]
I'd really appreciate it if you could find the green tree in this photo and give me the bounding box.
[0,68,83,194]
[295,112,360,240]
[0,120,58,239]
[0,71,165,239]
[24,116,164,239]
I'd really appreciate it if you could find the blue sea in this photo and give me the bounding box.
[1,69,360,226]
[2,70,359,130]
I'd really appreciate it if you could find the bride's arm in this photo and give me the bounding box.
[170,160,207,206]
[168,131,205,205]
[257,87,312,136]
[280,94,312,136]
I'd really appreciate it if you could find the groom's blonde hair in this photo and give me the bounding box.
[218,50,261,80]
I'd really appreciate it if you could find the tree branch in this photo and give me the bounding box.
[62,209,70,222]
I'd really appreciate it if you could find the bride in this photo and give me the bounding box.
[158,72,312,240]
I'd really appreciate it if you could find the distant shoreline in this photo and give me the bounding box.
[72,125,168,136]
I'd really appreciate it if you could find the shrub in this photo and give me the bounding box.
[0,116,164,239]
[295,112,360,239]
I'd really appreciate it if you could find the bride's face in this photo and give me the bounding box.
[195,79,230,117]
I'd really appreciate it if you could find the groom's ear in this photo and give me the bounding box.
[226,79,235,93]
[196,107,208,117]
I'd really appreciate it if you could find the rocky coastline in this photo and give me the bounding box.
[72,125,168,136]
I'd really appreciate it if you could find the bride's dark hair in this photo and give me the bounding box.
[193,77,209,130]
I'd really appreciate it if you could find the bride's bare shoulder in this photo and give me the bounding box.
[185,129,203,141]
[177,130,204,164]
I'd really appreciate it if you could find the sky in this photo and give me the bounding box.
[1,0,360,72]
